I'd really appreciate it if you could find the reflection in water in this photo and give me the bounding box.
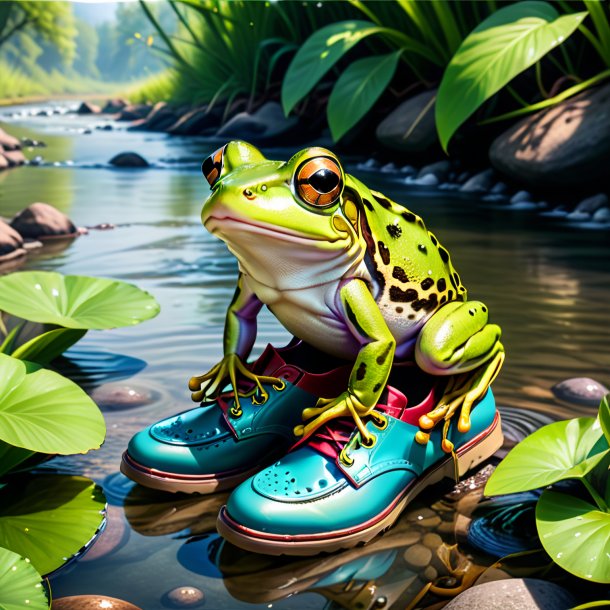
[2,105,609,608]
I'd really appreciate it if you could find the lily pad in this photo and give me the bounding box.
[0,271,160,329]
[0,354,105,455]
[0,475,106,576]
[600,394,610,447]
[485,416,610,496]
[0,547,48,610]
[537,489,610,583]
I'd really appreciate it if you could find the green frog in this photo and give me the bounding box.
[189,141,504,451]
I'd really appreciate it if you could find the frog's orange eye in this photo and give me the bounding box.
[295,157,343,207]
[202,145,226,188]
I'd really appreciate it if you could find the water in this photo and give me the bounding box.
[1,103,609,609]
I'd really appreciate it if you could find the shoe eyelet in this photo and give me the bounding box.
[361,433,377,449]
[230,406,242,418]
[273,380,286,392]
[372,413,388,430]
[251,392,268,405]
[339,452,354,467]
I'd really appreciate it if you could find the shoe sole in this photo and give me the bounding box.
[120,451,260,494]
[216,413,503,555]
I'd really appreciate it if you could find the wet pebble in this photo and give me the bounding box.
[91,382,160,411]
[396,529,422,546]
[424,566,438,581]
[82,505,129,562]
[405,507,441,528]
[164,586,205,608]
[551,377,608,408]
[403,543,432,569]
[52,595,142,609]
[422,532,443,549]
[509,190,532,204]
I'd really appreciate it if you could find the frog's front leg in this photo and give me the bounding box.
[295,278,395,442]
[415,300,505,449]
[188,273,280,413]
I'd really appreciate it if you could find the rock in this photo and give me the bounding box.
[423,566,438,582]
[400,164,416,176]
[90,383,159,411]
[443,579,576,610]
[376,89,438,152]
[510,190,532,204]
[403,543,432,569]
[117,104,153,121]
[101,98,129,113]
[0,155,8,170]
[509,201,538,211]
[81,505,129,561]
[593,206,610,223]
[490,181,508,194]
[381,162,398,173]
[52,596,143,610]
[410,173,439,186]
[109,152,149,168]
[2,150,26,166]
[163,587,205,608]
[574,193,608,214]
[0,219,25,258]
[167,105,222,135]
[566,210,590,222]
[482,194,506,203]
[77,101,101,115]
[490,83,610,188]
[551,377,609,408]
[418,160,451,181]
[460,168,495,193]
[10,203,77,240]
[216,101,303,145]
[0,128,21,150]
[422,532,443,549]
[21,137,46,147]
[128,102,180,132]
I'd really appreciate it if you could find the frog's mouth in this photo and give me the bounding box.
[205,215,346,244]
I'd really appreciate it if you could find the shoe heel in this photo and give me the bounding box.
[454,414,503,477]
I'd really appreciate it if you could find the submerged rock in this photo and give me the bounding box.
[443,579,576,610]
[490,83,610,188]
[2,149,26,166]
[91,383,159,411]
[77,101,101,115]
[129,101,180,132]
[460,168,495,193]
[10,202,77,240]
[167,106,221,135]
[102,98,129,113]
[163,586,205,608]
[574,193,608,215]
[109,152,149,168]
[0,128,21,150]
[0,219,26,260]
[376,89,438,153]
[52,596,143,610]
[116,104,153,121]
[551,377,609,408]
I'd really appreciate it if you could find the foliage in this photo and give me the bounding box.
[486,395,610,583]
[0,547,49,610]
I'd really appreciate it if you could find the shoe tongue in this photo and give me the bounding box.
[376,385,408,417]
[250,344,286,376]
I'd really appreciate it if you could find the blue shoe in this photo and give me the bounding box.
[121,341,351,494]
[217,374,502,554]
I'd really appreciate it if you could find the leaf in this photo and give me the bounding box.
[436,1,587,150]
[327,51,402,141]
[0,475,105,577]
[0,547,49,610]
[10,328,87,364]
[485,416,609,496]
[599,394,610,446]
[0,271,160,330]
[281,20,388,115]
[0,442,35,479]
[536,489,610,583]
[0,354,105,455]
[0,324,23,355]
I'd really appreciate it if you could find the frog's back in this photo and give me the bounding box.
[353,182,466,352]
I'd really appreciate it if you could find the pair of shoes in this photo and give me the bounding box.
[122,342,503,555]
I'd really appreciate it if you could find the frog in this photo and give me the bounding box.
[189,141,505,452]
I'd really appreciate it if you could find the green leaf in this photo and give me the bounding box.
[485,416,609,496]
[537,489,610,583]
[0,442,35,479]
[0,354,105,455]
[10,328,87,364]
[0,547,49,610]
[0,324,23,356]
[571,602,610,609]
[0,475,106,576]
[436,1,587,150]
[0,271,160,329]
[327,51,402,141]
[599,394,610,446]
[281,20,388,115]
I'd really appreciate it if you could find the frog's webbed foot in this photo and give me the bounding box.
[416,351,505,452]
[294,392,377,443]
[188,353,283,416]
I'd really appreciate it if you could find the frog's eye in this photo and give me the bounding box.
[202,145,226,188]
[295,157,343,207]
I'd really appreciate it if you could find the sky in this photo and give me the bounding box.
[72,1,160,26]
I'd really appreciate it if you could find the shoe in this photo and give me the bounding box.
[217,367,503,555]
[120,341,351,494]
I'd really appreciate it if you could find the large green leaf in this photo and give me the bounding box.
[599,394,610,446]
[537,489,610,583]
[0,354,105,454]
[0,271,160,329]
[436,1,587,150]
[0,442,35,479]
[327,51,402,141]
[485,416,609,496]
[0,475,106,576]
[10,328,87,364]
[0,547,49,610]
[281,20,390,115]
